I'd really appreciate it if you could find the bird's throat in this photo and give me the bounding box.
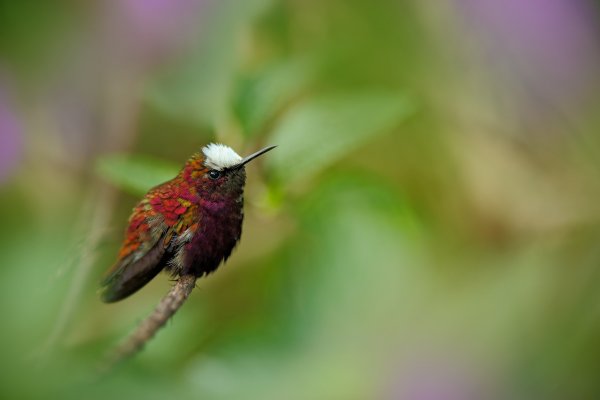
[182,197,243,277]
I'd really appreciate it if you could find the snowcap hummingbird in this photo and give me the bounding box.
[101,143,276,302]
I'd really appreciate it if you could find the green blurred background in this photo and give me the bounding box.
[2,0,600,399]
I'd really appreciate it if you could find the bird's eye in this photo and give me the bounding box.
[208,170,221,180]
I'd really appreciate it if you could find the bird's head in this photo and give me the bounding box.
[183,143,276,200]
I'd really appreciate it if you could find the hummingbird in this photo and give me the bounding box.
[101,143,276,302]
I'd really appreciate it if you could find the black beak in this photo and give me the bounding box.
[235,145,277,168]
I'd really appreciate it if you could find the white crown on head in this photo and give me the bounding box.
[202,143,242,170]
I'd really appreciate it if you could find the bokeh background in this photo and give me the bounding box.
[2,0,600,399]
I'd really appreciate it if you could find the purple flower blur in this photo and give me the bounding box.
[455,0,600,124]
[386,353,496,400]
[108,0,209,65]
[0,82,23,184]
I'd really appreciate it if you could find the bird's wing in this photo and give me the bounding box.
[100,195,168,302]
[100,182,200,303]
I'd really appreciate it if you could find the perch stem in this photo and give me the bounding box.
[104,274,197,369]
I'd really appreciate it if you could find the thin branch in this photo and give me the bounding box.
[37,183,117,363]
[102,274,197,370]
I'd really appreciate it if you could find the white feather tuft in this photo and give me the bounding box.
[202,143,242,170]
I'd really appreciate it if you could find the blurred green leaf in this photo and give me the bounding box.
[234,58,315,136]
[293,173,423,336]
[147,0,272,128]
[267,90,415,183]
[96,154,180,196]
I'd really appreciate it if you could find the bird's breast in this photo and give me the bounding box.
[182,198,243,277]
